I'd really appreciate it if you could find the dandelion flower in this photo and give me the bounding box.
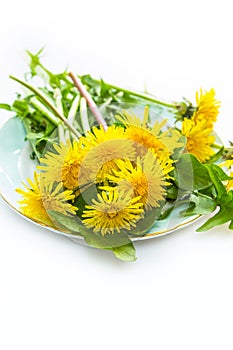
[106,151,172,209]
[82,190,144,235]
[193,88,220,128]
[80,125,135,181]
[125,125,167,157]
[118,108,184,158]
[16,172,77,226]
[38,140,89,190]
[116,106,151,129]
[182,118,215,163]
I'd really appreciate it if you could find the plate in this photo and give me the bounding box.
[0,117,201,244]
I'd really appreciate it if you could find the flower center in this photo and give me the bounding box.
[62,159,80,188]
[132,173,148,197]
[105,205,120,219]
[187,139,195,151]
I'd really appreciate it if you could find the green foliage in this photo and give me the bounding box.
[48,210,84,234]
[73,185,98,218]
[173,154,233,232]
[128,207,163,236]
[197,191,233,231]
[174,153,212,191]
[166,184,178,200]
[5,52,146,159]
[183,193,217,216]
[0,103,12,111]
[174,98,196,122]
[112,243,136,262]
[196,164,233,231]
[206,146,225,163]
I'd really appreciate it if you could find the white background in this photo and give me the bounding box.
[1,1,233,349]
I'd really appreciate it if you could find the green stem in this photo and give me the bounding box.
[92,79,176,109]
[10,75,80,139]
[80,97,90,133]
[54,88,64,115]
[65,95,82,140]
[67,95,80,124]
[212,143,223,150]
[22,118,41,160]
[54,88,65,142]
[30,96,60,126]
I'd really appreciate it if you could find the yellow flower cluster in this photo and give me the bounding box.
[17,108,183,236]
[181,88,220,163]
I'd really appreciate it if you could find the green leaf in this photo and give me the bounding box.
[158,203,175,220]
[74,185,98,217]
[80,74,99,89]
[229,220,233,230]
[26,132,46,140]
[100,78,109,98]
[197,208,229,231]
[166,184,178,200]
[26,48,45,77]
[12,99,31,118]
[184,193,217,216]
[206,146,224,163]
[205,163,233,181]
[205,164,227,197]
[83,230,131,249]
[112,243,136,262]
[170,135,187,161]
[0,103,12,111]
[48,210,84,234]
[129,206,162,236]
[174,153,212,191]
[197,191,233,231]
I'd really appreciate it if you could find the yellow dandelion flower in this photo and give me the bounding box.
[106,151,172,209]
[82,124,127,147]
[38,139,89,190]
[116,106,151,129]
[16,172,77,226]
[80,125,135,181]
[193,88,220,128]
[82,190,144,235]
[182,118,215,163]
[148,116,185,155]
[125,124,168,157]
[153,151,174,180]
[117,107,184,158]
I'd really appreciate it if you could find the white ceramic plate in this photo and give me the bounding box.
[0,117,201,244]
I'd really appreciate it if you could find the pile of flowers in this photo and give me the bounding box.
[17,108,181,229]
[1,50,233,261]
